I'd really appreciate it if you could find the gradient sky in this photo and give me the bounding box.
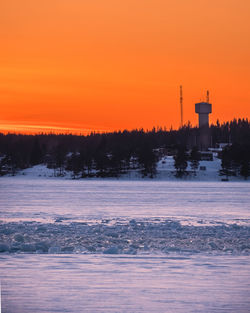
[0,0,250,134]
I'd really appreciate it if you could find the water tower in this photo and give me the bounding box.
[195,99,212,150]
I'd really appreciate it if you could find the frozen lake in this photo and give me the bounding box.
[1,254,250,313]
[0,178,250,312]
[1,178,250,225]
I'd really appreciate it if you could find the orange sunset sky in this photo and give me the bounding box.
[0,0,250,134]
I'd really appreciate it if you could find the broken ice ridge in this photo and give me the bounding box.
[0,219,249,255]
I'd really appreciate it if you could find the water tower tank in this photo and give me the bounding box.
[195,102,212,128]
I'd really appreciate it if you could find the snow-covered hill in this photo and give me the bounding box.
[5,155,244,181]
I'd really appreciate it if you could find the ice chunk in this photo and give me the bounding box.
[48,246,61,254]
[0,244,9,252]
[103,246,120,254]
[14,234,24,242]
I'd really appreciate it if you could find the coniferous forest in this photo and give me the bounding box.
[0,118,250,179]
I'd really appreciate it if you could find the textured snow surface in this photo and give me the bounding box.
[1,254,250,313]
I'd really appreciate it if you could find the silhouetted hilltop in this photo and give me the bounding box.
[0,118,249,179]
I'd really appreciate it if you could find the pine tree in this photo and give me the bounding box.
[30,138,43,165]
[240,160,250,180]
[220,147,232,179]
[190,146,200,176]
[174,145,188,177]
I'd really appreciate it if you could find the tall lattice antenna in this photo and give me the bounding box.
[180,85,183,127]
[206,90,210,103]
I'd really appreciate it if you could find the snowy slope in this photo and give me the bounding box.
[156,156,222,181]
[4,156,244,181]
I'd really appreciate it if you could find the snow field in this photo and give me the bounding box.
[7,156,241,181]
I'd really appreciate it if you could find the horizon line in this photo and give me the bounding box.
[0,118,249,136]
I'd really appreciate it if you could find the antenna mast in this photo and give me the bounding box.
[206,90,209,103]
[180,85,183,127]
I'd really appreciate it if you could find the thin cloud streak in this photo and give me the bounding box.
[0,121,109,135]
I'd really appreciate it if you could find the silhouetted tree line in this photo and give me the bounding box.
[0,118,249,178]
[220,143,250,179]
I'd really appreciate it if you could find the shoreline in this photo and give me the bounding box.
[0,159,248,182]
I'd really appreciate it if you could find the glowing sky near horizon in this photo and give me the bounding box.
[0,0,250,134]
